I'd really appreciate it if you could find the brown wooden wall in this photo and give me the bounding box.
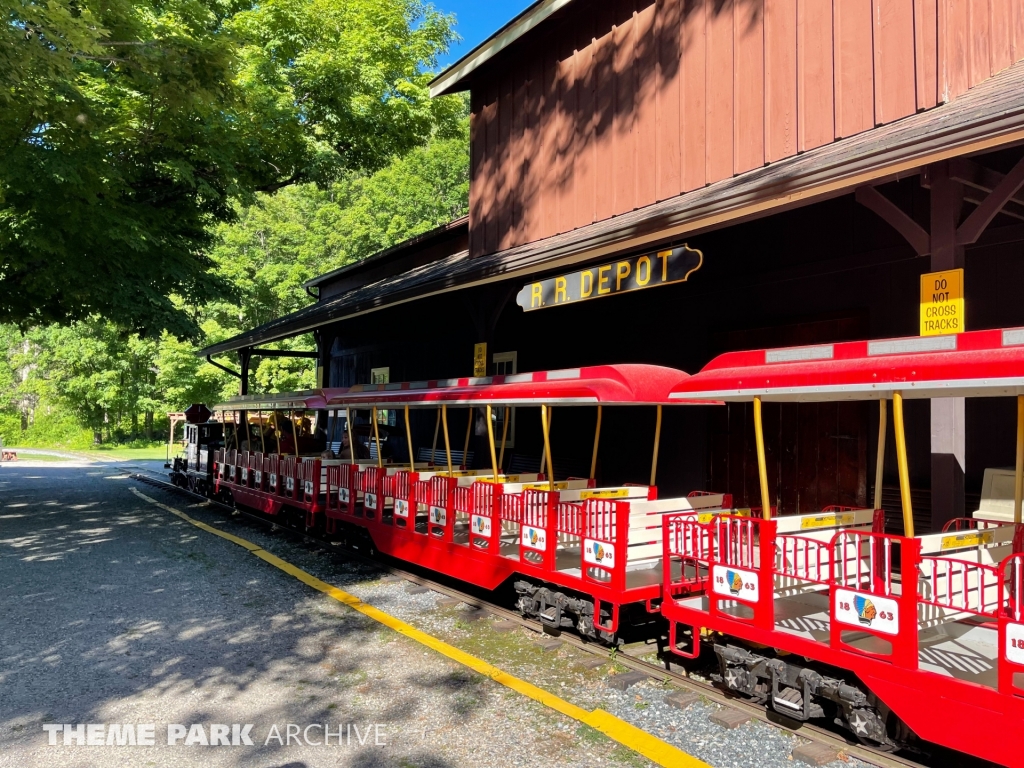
[468,0,1024,257]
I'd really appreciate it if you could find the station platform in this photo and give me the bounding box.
[0,463,676,768]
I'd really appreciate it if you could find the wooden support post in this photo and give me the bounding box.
[893,392,915,538]
[463,407,473,469]
[442,405,453,475]
[346,408,354,462]
[233,411,240,451]
[1016,396,1024,525]
[499,407,509,469]
[290,409,299,459]
[539,407,553,476]
[956,153,1024,245]
[928,161,966,533]
[753,397,771,519]
[431,409,440,465]
[404,406,415,474]
[855,186,930,256]
[486,405,499,479]
[590,405,603,481]
[239,350,252,397]
[258,409,265,453]
[874,399,887,511]
[650,405,662,487]
[541,405,555,492]
[371,407,382,468]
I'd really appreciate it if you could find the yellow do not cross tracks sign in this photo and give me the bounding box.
[920,268,964,336]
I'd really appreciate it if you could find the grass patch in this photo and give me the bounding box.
[4,451,71,462]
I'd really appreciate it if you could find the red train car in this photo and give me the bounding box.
[660,327,1024,765]
[321,365,730,638]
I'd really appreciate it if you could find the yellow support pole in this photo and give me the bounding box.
[874,400,887,510]
[232,411,240,451]
[590,405,603,481]
[258,409,265,453]
[442,404,453,475]
[372,407,382,468]
[650,405,662,487]
[486,405,499,479]
[404,406,415,474]
[541,405,555,492]
[346,408,354,463]
[540,407,553,476]
[753,397,772,520]
[499,407,510,468]
[463,407,473,468]
[1015,395,1024,524]
[892,391,914,537]
[290,409,300,458]
[275,411,281,455]
[431,409,441,466]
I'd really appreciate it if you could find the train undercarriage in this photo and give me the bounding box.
[710,642,912,753]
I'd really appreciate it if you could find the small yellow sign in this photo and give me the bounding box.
[521,481,569,491]
[800,513,856,530]
[580,488,631,499]
[473,342,487,377]
[920,268,964,336]
[940,530,993,550]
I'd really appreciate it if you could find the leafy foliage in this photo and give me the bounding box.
[0,120,470,446]
[0,0,459,339]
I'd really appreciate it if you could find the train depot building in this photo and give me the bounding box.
[202,0,1024,536]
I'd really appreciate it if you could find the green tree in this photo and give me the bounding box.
[203,120,470,390]
[1,0,459,339]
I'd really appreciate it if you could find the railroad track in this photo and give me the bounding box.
[125,465,938,768]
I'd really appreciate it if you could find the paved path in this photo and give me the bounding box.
[0,464,643,768]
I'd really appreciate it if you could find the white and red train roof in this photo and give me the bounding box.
[214,364,704,411]
[324,364,703,408]
[669,327,1024,402]
[213,391,329,412]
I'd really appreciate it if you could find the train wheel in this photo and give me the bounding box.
[848,693,910,754]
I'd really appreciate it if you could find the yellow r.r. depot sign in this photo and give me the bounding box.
[920,268,964,336]
[516,245,703,312]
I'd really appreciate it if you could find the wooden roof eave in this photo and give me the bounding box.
[198,61,1024,359]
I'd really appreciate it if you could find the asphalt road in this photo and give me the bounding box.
[0,463,639,768]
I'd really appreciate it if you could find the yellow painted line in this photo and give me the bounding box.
[129,486,709,768]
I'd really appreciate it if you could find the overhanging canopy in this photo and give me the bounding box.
[668,327,1024,402]
[199,61,1024,360]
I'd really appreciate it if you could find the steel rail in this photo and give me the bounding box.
[126,466,937,768]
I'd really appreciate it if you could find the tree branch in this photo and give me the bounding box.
[255,173,302,194]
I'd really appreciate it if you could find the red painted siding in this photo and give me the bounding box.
[765,0,796,162]
[468,0,1024,256]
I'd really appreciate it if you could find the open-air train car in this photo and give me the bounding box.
[660,327,1024,764]
[321,364,730,638]
[210,390,338,520]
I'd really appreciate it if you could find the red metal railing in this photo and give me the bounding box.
[942,517,1015,532]
[663,513,713,597]
[832,529,896,596]
[714,515,760,570]
[775,534,832,585]
[919,556,1003,618]
[426,475,455,539]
